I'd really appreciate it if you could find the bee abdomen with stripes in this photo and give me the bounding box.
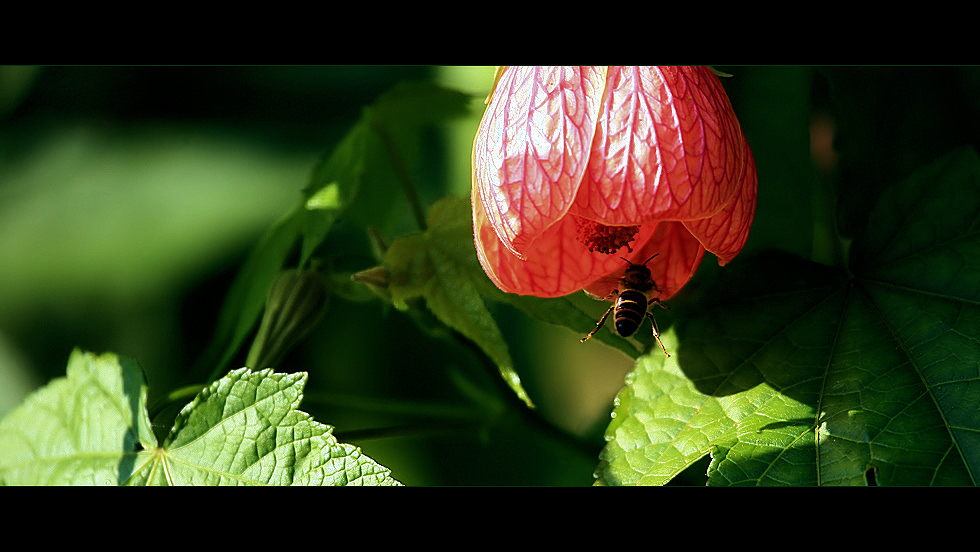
[580,254,671,357]
[613,289,648,337]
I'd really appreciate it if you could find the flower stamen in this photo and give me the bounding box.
[575,217,640,254]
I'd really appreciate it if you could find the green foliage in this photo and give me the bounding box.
[596,148,980,486]
[0,350,400,486]
[196,81,471,383]
[378,195,645,409]
[0,349,156,485]
[5,67,980,486]
[384,197,533,407]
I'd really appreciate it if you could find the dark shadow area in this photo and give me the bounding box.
[117,354,148,484]
[671,250,848,401]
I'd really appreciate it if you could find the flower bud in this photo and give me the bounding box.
[246,267,328,369]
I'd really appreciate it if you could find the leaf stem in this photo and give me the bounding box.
[369,113,428,232]
[148,383,206,421]
[449,327,604,461]
[333,421,479,442]
[303,390,484,422]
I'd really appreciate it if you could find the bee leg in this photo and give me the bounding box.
[645,311,670,357]
[650,298,670,311]
[581,303,616,343]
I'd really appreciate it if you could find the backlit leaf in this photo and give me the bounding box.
[0,351,400,486]
[0,349,155,485]
[129,368,400,486]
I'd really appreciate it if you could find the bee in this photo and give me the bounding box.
[580,254,671,356]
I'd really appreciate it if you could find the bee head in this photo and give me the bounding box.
[619,254,659,292]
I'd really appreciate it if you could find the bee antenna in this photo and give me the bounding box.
[621,253,660,267]
[642,253,660,265]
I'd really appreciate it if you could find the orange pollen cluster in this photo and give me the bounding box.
[575,217,640,255]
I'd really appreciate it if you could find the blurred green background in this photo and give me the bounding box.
[0,66,634,486]
[6,66,979,486]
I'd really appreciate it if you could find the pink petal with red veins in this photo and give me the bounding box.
[584,222,706,301]
[474,188,659,297]
[473,66,607,259]
[684,140,758,265]
[570,66,744,226]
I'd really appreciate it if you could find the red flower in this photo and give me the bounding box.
[472,66,757,300]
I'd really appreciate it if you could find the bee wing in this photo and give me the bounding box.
[583,274,622,301]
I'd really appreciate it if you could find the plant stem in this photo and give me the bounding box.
[369,114,428,232]
[449,327,605,462]
[303,391,484,422]
[148,383,206,422]
[334,421,478,442]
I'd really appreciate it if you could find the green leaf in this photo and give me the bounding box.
[597,147,980,486]
[849,146,980,483]
[0,349,156,485]
[301,121,368,267]
[302,81,472,250]
[197,82,470,383]
[0,351,400,486]
[369,80,472,129]
[385,196,534,408]
[129,368,400,486]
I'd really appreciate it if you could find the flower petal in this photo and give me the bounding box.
[474,188,659,297]
[473,66,607,259]
[684,139,758,265]
[583,222,706,301]
[570,66,746,226]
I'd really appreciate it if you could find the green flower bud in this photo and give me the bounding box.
[246,268,328,369]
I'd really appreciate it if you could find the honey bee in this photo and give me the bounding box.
[580,254,670,356]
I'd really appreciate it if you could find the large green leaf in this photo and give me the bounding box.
[596,147,980,486]
[0,349,156,485]
[0,351,400,486]
[130,368,400,486]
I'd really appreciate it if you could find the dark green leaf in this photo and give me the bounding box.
[597,148,980,486]
[369,81,472,130]
[301,121,368,266]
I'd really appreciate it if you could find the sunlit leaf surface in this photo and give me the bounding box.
[130,368,400,486]
[0,352,400,486]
